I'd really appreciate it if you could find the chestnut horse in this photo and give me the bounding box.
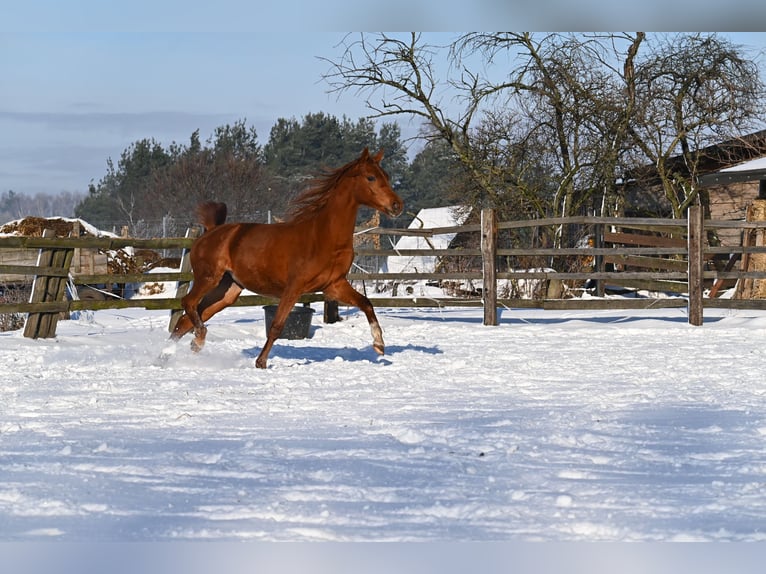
[170,148,403,368]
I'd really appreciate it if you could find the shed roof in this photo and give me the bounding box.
[698,155,766,187]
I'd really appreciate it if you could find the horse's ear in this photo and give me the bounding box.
[373,149,384,163]
[360,147,370,160]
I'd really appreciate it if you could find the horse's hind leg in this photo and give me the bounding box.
[325,279,385,355]
[178,281,213,352]
[171,273,243,351]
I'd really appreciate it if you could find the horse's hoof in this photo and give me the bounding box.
[255,359,267,369]
[373,343,385,356]
[190,339,205,353]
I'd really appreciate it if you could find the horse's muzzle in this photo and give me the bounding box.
[387,200,404,218]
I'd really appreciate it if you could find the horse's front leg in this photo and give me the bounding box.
[256,296,301,368]
[325,279,385,355]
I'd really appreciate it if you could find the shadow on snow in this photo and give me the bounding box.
[241,342,443,365]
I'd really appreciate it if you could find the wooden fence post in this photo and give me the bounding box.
[687,204,704,326]
[24,228,75,338]
[323,299,340,324]
[168,226,200,332]
[481,208,498,326]
[593,222,605,297]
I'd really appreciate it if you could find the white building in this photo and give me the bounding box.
[387,206,471,274]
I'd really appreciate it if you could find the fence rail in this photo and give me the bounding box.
[4,209,766,337]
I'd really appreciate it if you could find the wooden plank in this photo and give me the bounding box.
[706,245,766,255]
[496,215,687,230]
[597,279,690,294]
[355,248,481,257]
[604,231,687,248]
[0,236,195,250]
[542,298,688,310]
[0,249,39,264]
[608,222,687,235]
[1,292,326,315]
[704,298,766,309]
[348,272,483,281]
[497,247,687,256]
[706,219,766,229]
[604,254,688,272]
[0,265,70,278]
[72,271,194,284]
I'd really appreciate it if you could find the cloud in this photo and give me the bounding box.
[0,110,272,195]
[0,109,248,141]
[0,142,111,194]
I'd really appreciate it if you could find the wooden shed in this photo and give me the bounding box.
[619,129,766,247]
[699,155,766,299]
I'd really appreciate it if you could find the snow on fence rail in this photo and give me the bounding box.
[4,209,766,337]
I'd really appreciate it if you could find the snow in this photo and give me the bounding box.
[2,302,766,544]
[720,155,766,173]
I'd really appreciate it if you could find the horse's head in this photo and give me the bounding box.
[353,147,404,218]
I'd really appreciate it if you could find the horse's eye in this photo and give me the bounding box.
[367,176,376,182]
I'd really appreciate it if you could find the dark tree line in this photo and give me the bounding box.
[73,114,447,237]
[3,113,461,237]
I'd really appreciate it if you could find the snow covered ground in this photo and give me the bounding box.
[2,302,766,546]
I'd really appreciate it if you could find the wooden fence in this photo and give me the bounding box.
[4,207,766,338]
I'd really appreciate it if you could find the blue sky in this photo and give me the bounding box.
[2,4,766,196]
[1,30,397,196]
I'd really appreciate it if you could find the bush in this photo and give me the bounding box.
[0,283,29,332]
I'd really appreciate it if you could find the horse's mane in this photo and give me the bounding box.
[285,156,361,223]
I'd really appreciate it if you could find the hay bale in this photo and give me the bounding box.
[0,217,90,237]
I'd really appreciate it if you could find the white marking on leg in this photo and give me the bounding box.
[370,321,384,355]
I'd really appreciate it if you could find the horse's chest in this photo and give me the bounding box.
[308,247,353,287]
[329,248,354,274]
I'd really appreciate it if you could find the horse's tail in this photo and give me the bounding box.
[196,201,228,232]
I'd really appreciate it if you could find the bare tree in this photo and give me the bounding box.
[628,33,766,219]
[324,32,766,230]
[455,33,645,224]
[323,32,646,247]
[323,33,511,208]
